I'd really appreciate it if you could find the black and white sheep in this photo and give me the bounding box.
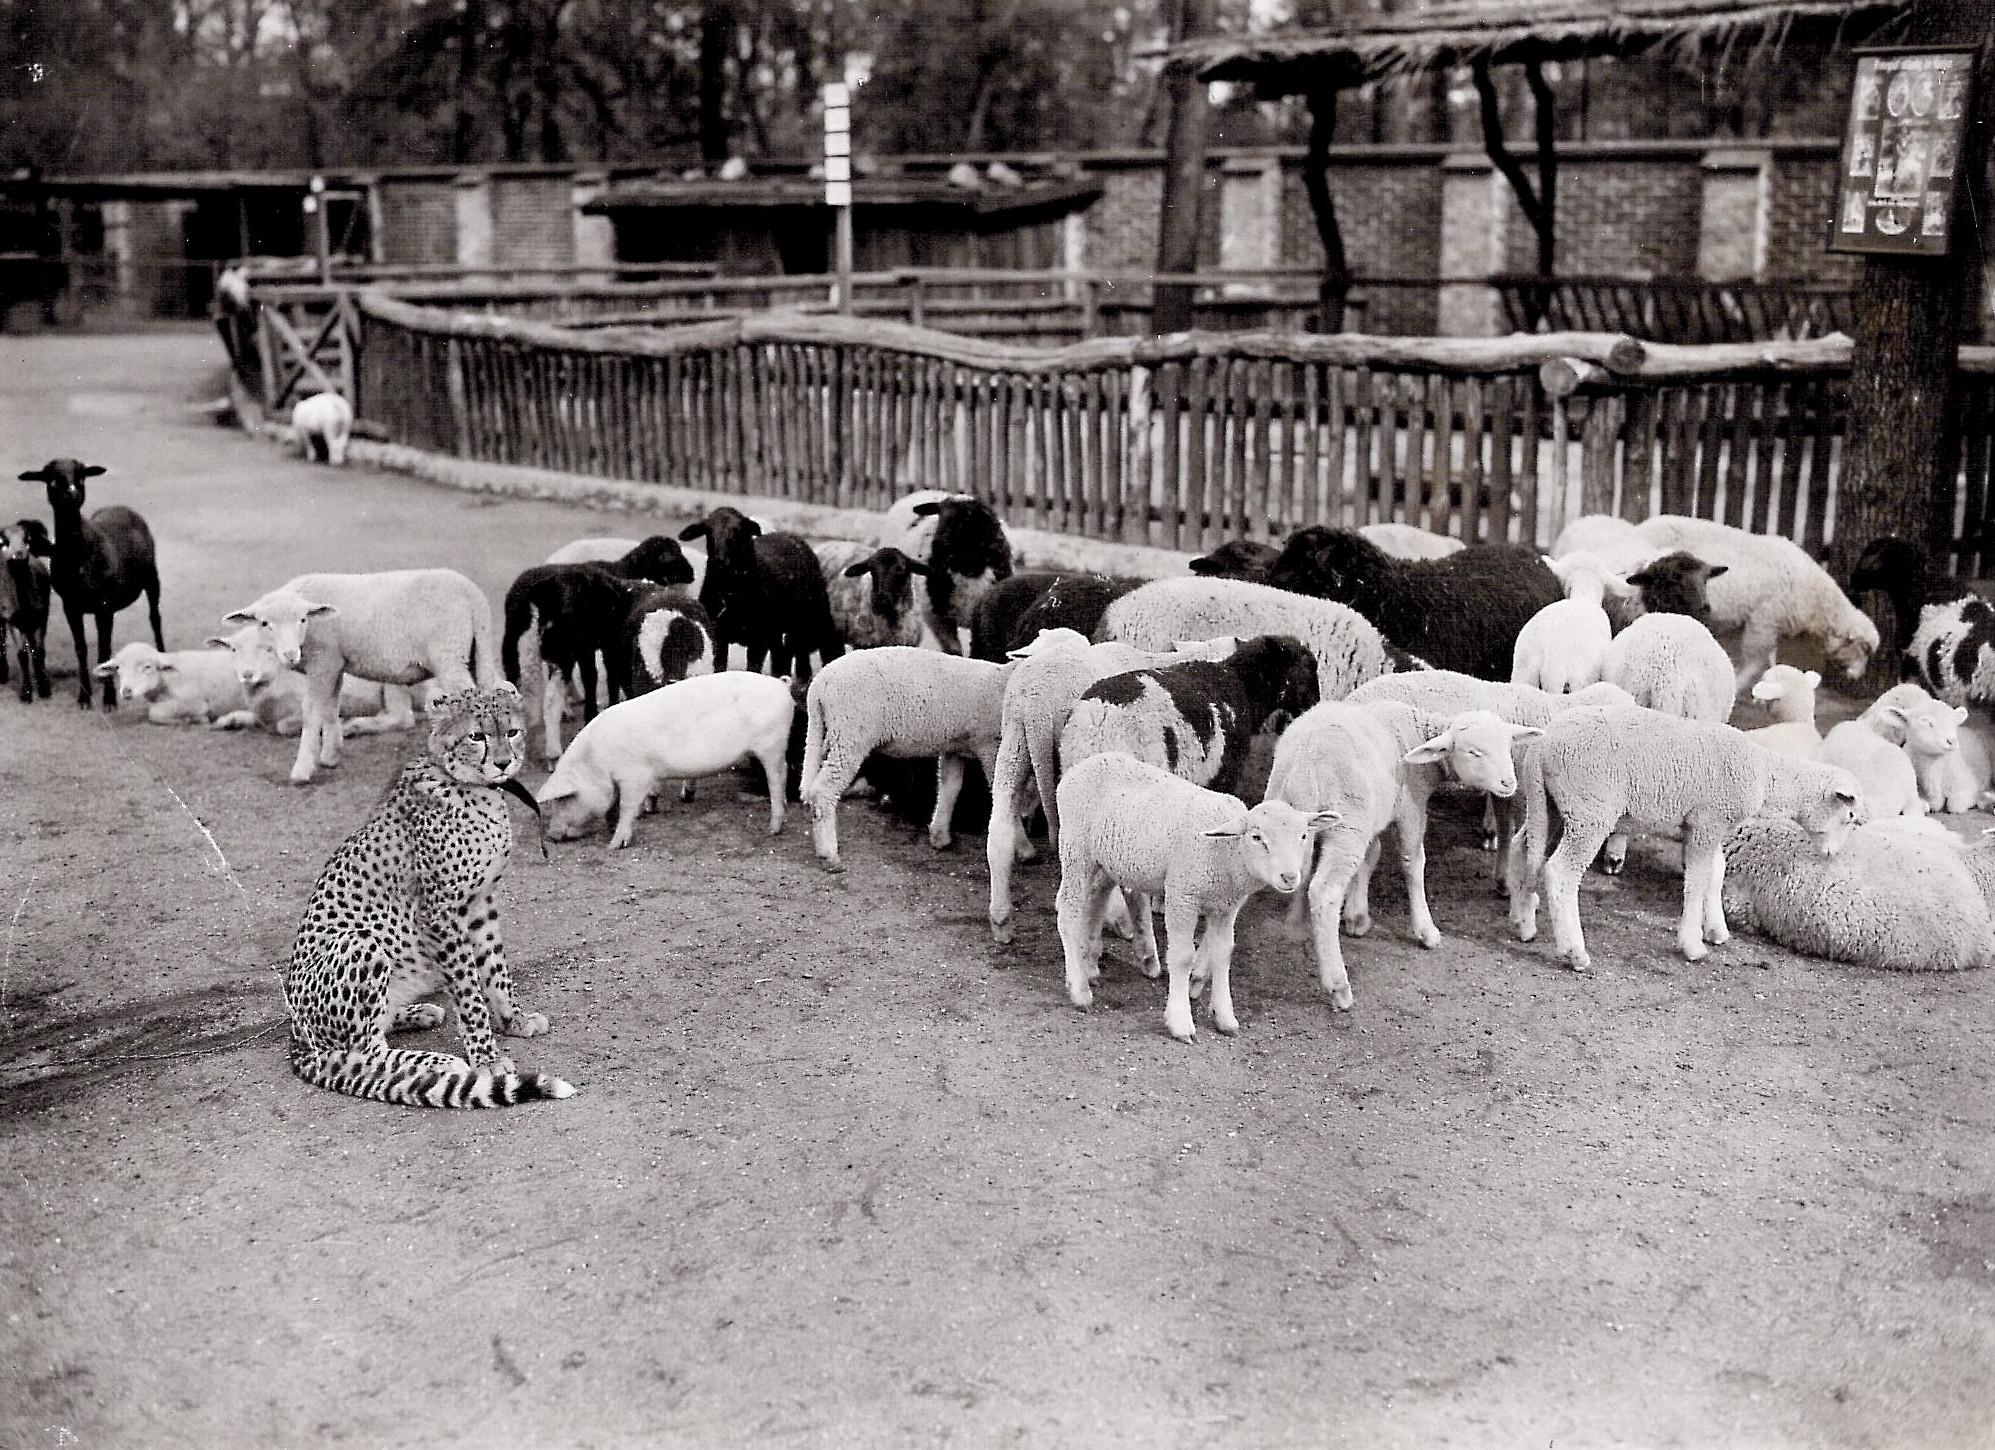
[1264,526,1561,681]
[0,519,52,701]
[621,583,716,695]
[1849,536,1972,661]
[1624,551,1727,623]
[680,506,844,679]
[16,458,164,710]
[885,491,1015,654]
[813,539,931,651]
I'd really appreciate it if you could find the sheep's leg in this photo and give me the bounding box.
[1543,820,1611,972]
[29,631,47,699]
[1394,796,1442,949]
[1734,618,1780,695]
[1702,844,1729,946]
[577,652,600,722]
[1055,864,1112,1008]
[807,751,862,870]
[94,613,121,709]
[1122,890,1161,979]
[13,638,29,702]
[1202,904,1245,1035]
[1304,833,1366,1010]
[987,732,1030,944]
[1490,792,1522,892]
[1344,836,1383,937]
[540,670,567,765]
[930,755,966,850]
[753,742,787,836]
[143,573,164,653]
[745,642,770,675]
[1677,818,1729,959]
[316,671,347,768]
[1160,896,1204,1042]
[62,604,90,708]
[1479,795,1498,851]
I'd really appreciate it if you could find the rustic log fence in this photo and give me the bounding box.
[352,290,1995,568]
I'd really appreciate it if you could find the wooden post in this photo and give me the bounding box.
[1152,0,1214,335]
[1303,79,1356,333]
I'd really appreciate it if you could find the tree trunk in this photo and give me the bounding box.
[699,1,736,167]
[1303,82,1353,333]
[1152,0,1214,335]
[1829,0,1992,593]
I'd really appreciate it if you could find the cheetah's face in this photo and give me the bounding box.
[428,685,529,787]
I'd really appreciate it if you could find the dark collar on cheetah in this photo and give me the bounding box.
[495,776,549,860]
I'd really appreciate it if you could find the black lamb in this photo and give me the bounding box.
[1004,574,1144,657]
[1188,539,1280,583]
[16,458,163,709]
[501,563,639,721]
[1264,525,1561,681]
[679,506,844,680]
[1623,551,1728,625]
[1849,536,1973,659]
[1,518,53,701]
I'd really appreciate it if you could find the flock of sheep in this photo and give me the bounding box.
[14,424,1995,1051]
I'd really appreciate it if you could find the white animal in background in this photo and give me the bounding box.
[1358,522,1465,561]
[1053,751,1337,1042]
[223,568,495,784]
[1820,712,1925,820]
[1510,550,1638,695]
[1859,682,1991,814]
[291,391,354,467]
[1743,664,1824,760]
[536,672,795,848]
[92,641,250,724]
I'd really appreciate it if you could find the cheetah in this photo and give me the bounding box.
[285,683,575,1108]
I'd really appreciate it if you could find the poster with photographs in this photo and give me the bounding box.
[1830,46,1975,255]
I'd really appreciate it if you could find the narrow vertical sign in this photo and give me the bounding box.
[824,81,854,311]
[1828,47,1975,256]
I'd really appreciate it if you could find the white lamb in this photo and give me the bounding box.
[1053,751,1337,1042]
[224,569,496,785]
[1723,815,1994,972]
[1743,664,1824,760]
[1859,682,1989,814]
[536,671,795,848]
[1510,551,1637,695]
[1558,513,1878,693]
[801,646,1014,870]
[985,628,1236,945]
[1359,522,1463,561]
[1514,703,1863,970]
[92,642,249,725]
[1265,702,1540,1012]
[291,391,354,467]
[1819,714,1924,820]
[1604,612,1736,723]
[1095,576,1397,700]
[207,622,417,737]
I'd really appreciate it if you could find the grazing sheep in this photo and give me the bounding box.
[223,569,494,785]
[1743,664,1825,760]
[1266,702,1540,1011]
[801,647,1014,870]
[1510,551,1638,695]
[1095,576,1402,701]
[1859,683,1990,815]
[1189,539,1279,582]
[814,539,930,651]
[1359,522,1465,560]
[207,622,415,736]
[0,519,51,701]
[680,506,844,679]
[536,671,796,848]
[1265,526,1562,680]
[1605,612,1736,723]
[1820,714,1925,820]
[1054,751,1337,1041]
[290,391,353,466]
[1723,816,1994,971]
[621,585,716,696]
[16,458,164,710]
[91,641,249,724]
[985,629,1239,945]
[1569,514,1878,692]
[886,491,1016,653]
[1514,704,1863,971]
[1059,633,1318,793]
[1849,536,1972,659]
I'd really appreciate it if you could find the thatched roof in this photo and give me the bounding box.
[1175,0,1913,89]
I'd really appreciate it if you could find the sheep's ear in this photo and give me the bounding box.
[1504,723,1545,742]
[16,469,48,482]
[203,636,232,649]
[904,558,932,577]
[222,609,258,624]
[1705,564,1729,579]
[677,521,708,541]
[1541,554,1560,570]
[1882,705,1908,724]
[911,500,940,517]
[1803,670,1821,688]
[81,465,107,478]
[1306,809,1342,830]
[307,602,337,618]
[841,560,870,578]
[1955,706,1970,724]
[1625,569,1653,590]
[1201,820,1247,838]
[1834,787,1859,805]
[90,661,118,677]
[1402,732,1455,764]
[1604,573,1641,599]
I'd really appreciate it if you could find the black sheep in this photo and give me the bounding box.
[1189,539,1280,583]
[1,519,53,701]
[1849,536,1972,659]
[1265,526,1560,681]
[968,572,1065,660]
[1003,574,1144,657]
[501,563,635,722]
[909,495,1013,653]
[1065,633,1320,798]
[16,459,163,709]
[1623,550,1727,625]
[614,535,699,589]
[680,506,844,680]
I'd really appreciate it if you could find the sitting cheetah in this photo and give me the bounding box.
[285,683,575,1108]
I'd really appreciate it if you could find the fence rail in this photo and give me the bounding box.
[349,290,1995,568]
[1494,275,1856,343]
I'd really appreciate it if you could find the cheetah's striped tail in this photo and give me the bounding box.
[292,1042,576,1109]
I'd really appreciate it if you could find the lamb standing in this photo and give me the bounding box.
[1510,551,1638,695]
[0,519,51,701]
[1053,751,1337,1042]
[291,391,354,466]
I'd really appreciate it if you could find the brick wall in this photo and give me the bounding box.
[374,180,457,265]
[1543,156,1703,276]
[1765,150,1858,285]
[490,177,575,268]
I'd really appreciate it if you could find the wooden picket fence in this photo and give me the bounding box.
[352,290,1995,568]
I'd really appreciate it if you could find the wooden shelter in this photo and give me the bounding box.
[1167,0,1915,327]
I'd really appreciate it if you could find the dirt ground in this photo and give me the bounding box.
[1,328,1990,1450]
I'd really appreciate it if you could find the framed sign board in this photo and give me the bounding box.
[1828,46,1976,256]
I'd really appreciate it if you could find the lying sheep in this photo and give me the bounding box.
[1265,526,1562,680]
[1514,704,1863,971]
[1265,702,1540,1012]
[814,539,930,651]
[291,391,353,466]
[1510,551,1637,695]
[207,623,415,736]
[801,646,1014,870]
[223,569,494,785]
[1859,683,1989,814]
[1359,522,1464,561]
[1723,816,1994,972]
[1058,634,1320,799]
[536,671,796,848]
[1053,751,1337,1042]
[1095,576,1402,701]
[985,629,1238,945]
[1743,664,1824,760]
[1820,714,1924,820]
[92,641,250,724]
